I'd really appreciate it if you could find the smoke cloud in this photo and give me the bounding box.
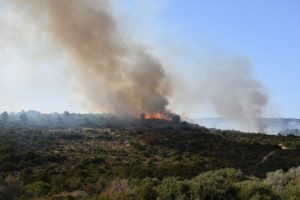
[5,0,269,132]
[11,0,170,116]
[195,59,268,132]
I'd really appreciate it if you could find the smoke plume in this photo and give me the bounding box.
[12,0,170,115]
[5,0,269,132]
[195,59,268,132]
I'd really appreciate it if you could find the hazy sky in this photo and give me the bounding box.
[0,0,299,118]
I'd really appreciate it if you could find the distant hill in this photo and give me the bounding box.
[194,118,300,135]
[2,111,300,135]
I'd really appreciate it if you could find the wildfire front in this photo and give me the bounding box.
[140,112,181,124]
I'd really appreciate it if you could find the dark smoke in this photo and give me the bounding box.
[13,0,170,115]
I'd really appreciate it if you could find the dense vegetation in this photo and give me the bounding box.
[0,114,299,199]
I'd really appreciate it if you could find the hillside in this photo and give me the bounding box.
[0,119,299,199]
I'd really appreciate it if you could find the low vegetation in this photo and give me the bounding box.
[0,117,299,199]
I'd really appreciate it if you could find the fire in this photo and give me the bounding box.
[142,112,172,121]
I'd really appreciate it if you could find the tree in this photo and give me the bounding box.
[20,113,28,125]
[56,115,65,128]
[0,111,9,124]
[0,175,23,200]
[63,111,70,118]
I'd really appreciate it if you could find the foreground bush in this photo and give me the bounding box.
[157,177,190,200]
[1,167,300,200]
[23,181,51,198]
[236,180,279,200]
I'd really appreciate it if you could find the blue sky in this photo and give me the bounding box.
[0,0,299,118]
[114,0,300,118]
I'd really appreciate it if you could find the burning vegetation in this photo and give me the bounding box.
[140,112,181,124]
[141,112,172,121]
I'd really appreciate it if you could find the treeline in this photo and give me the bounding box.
[0,110,138,129]
[0,167,299,199]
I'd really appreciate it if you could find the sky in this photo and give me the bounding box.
[0,0,300,118]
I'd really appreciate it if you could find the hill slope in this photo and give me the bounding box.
[0,121,299,199]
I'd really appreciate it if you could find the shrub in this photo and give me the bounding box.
[157,177,190,200]
[236,180,279,200]
[265,167,300,195]
[282,176,300,200]
[190,168,243,200]
[137,178,159,200]
[24,181,51,198]
[102,179,138,199]
[0,175,23,200]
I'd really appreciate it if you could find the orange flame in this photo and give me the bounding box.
[142,112,172,121]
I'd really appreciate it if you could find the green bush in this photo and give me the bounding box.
[236,180,279,200]
[0,175,23,200]
[137,178,158,200]
[265,167,300,196]
[190,168,243,200]
[157,177,190,200]
[282,176,300,200]
[23,181,51,198]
